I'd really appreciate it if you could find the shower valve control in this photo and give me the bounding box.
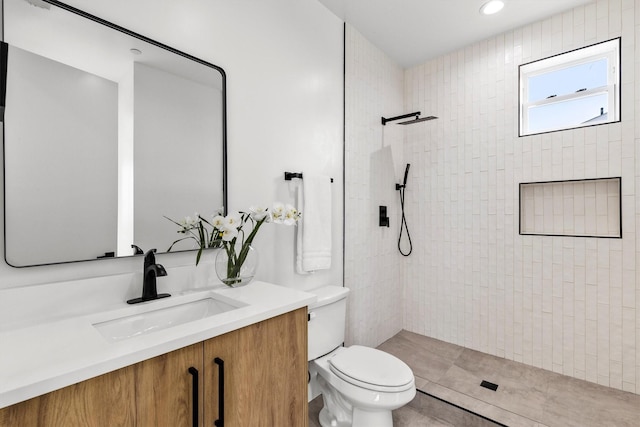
[379,206,390,227]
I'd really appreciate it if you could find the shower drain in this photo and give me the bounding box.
[480,380,499,391]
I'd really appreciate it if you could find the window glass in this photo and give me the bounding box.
[527,92,608,134]
[528,58,608,103]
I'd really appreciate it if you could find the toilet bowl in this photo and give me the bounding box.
[308,286,416,427]
[314,346,415,426]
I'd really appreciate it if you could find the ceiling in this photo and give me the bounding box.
[317,0,594,68]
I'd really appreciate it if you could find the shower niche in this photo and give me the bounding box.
[519,177,621,238]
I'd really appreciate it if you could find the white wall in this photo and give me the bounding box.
[402,0,639,394]
[344,25,405,347]
[0,0,343,291]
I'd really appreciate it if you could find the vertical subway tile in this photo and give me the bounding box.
[361,0,640,396]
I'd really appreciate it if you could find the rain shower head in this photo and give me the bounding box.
[381,111,437,125]
[398,115,438,125]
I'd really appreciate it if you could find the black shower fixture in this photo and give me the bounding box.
[399,115,438,125]
[381,111,438,125]
[397,163,412,257]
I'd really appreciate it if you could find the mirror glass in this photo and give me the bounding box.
[2,0,227,267]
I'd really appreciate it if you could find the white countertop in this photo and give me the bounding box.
[0,281,315,409]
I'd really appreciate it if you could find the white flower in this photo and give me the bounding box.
[167,201,301,267]
[220,225,239,241]
[211,215,225,229]
[249,205,270,222]
[271,202,285,223]
[283,204,300,225]
[223,213,242,229]
[179,215,198,230]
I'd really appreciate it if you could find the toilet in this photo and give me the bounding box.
[308,286,415,427]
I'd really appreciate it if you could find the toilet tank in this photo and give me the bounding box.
[308,286,350,361]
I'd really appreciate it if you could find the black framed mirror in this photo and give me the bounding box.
[2,0,227,267]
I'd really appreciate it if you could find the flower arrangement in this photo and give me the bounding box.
[166,203,301,286]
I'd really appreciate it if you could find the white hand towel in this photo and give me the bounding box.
[296,174,332,273]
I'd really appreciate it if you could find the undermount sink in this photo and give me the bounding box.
[93,297,242,342]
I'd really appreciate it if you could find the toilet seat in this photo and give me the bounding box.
[328,345,414,392]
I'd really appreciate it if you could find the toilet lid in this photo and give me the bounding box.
[328,345,414,391]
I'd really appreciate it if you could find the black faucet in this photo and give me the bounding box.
[127,249,171,304]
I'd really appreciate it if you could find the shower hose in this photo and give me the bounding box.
[397,185,412,256]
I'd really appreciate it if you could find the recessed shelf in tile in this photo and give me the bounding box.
[519,177,621,238]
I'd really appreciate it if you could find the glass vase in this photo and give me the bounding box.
[215,244,258,287]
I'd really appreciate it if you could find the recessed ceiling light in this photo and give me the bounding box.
[480,0,505,15]
[130,48,142,55]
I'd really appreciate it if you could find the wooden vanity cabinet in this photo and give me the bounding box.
[0,308,308,427]
[134,343,203,426]
[0,344,201,427]
[204,306,308,426]
[0,363,138,426]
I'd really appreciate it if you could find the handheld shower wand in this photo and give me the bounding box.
[397,164,412,256]
[396,163,410,190]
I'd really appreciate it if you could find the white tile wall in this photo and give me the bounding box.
[399,0,639,394]
[344,25,405,347]
[345,0,640,395]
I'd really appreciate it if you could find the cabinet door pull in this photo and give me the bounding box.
[214,357,225,427]
[188,367,199,427]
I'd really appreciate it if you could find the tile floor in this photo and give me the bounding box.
[309,330,640,427]
[309,391,502,427]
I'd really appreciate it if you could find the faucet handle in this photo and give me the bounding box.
[155,264,168,277]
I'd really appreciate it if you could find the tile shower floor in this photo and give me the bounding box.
[309,330,640,427]
[309,391,502,426]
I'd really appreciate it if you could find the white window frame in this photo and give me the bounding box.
[519,38,620,137]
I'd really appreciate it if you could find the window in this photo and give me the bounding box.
[519,38,620,136]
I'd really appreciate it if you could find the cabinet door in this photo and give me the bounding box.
[0,344,203,427]
[204,308,308,427]
[134,343,203,427]
[0,364,136,427]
